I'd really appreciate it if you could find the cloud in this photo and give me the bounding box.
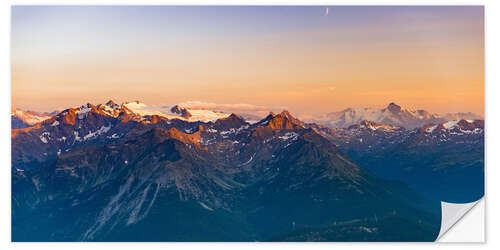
[176,101,268,112]
[165,101,281,119]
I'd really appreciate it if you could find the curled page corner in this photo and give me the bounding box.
[436,199,482,241]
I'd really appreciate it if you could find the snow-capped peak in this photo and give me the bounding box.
[183,109,230,122]
[386,102,402,113]
[442,120,460,129]
[11,108,51,126]
[308,102,444,129]
[105,100,120,109]
[123,101,165,117]
[122,101,231,122]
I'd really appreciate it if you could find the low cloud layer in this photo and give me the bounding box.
[168,101,280,120]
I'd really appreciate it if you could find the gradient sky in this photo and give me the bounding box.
[11,6,484,116]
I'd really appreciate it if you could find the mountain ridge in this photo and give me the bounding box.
[11,100,484,241]
[12,116,441,241]
[303,102,482,129]
[13,100,483,130]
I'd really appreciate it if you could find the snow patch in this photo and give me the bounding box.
[11,109,51,125]
[426,125,438,133]
[108,133,120,139]
[279,132,299,141]
[76,105,92,119]
[443,120,459,129]
[100,104,120,117]
[199,202,214,211]
[74,131,82,142]
[187,109,230,123]
[220,128,237,136]
[82,125,111,140]
[39,132,50,143]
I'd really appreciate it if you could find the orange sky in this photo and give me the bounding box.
[11,6,484,116]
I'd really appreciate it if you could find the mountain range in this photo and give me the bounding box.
[11,100,484,241]
[13,102,483,130]
[304,102,482,129]
[311,119,484,202]
[11,108,57,129]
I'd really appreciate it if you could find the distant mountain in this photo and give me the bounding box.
[11,108,54,129]
[122,101,231,122]
[11,101,484,202]
[306,102,482,129]
[12,104,440,241]
[312,119,484,203]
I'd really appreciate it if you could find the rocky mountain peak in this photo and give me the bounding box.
[457,119,484,129]
[170,105,192,119]
[209,113,248,132]
[105,100,120,109]
[386,102,402,113]
[278,110,292,117]
[253,112,275,126]
[264,110,305,130]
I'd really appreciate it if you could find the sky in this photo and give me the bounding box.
[11,6,484,116]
